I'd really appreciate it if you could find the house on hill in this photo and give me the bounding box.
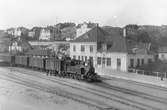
[6,27,29,38]
[76,22,97,38]
[39,26,61,41]
[158,46,167,60]
[39,28,52,40]
[70,26,154,74]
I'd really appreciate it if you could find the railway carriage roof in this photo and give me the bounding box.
[25,49,52,56]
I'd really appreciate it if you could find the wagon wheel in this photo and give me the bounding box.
[55,71,58,76]
[72,74,75,79]
[77,74,81,80]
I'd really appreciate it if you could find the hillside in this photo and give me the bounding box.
[139,25,167,46]
[61,26,76,40]
[103,25,167,52]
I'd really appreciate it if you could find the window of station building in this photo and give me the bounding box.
[137,58,140,67]
[81,45,85,52]
[78,56,80,60]
[117,58,121,67]
[148,59,152,63]
[161,54,165,58]
[89,56,93,61]
[141,59,144,65]
[97,57,101,65]
[90,45,93,52]
[130,59,134,67]
[89,56,93,64]
[73,45,76,52]
[73,55,76,59]
[107,58,111,66]
[81,56,84,61]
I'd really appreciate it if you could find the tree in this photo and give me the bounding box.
[137,30,151,43]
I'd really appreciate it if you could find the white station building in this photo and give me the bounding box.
[69,26,154,75]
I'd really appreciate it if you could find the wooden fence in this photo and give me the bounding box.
[128,68,167,78]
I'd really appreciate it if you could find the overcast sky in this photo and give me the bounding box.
[0,0,167,29]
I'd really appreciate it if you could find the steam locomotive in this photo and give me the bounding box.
[4,53,101,82]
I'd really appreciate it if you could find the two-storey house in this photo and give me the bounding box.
[70,26,154,74]
[39,28,51,40]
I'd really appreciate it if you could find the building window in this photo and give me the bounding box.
[81,56,84,61]
[107,58,111,66]
[130,59,134,67]
[141,59,144,65]
[90,45,93,52]
[97,57,101,65]
[148,59,152,63]
[73,45,76,52]
[81,45,85,52]
[161,54,164,58]
[89,56,93,63]
[73,55,76,59]
[78,56,80,60]
[137,58,140,67]
[85,56,87,62]
[89,56,93,61]
[117,58,121,67]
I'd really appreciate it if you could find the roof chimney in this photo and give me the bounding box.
[96,23,99,27]
[123,28,126,37]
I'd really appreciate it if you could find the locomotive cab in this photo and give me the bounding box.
[81,67,85,74]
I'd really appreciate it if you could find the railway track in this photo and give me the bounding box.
[96,82,167,104]
[4,67,167,110]
[0,72,116,110]
[107,77,167,91]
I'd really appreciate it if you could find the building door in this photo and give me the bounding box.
[137,58,140,67]
[102,57,105,68]
[130,59,134,68]
[89,56,93,66]
[117,58,121,70]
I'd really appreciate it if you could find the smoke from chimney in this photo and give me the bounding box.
[123,28,126,37]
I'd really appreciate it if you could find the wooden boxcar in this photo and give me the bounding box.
[0,54,15,66]
[29,57,46,70]
[20,56,29,67]
[15,56,22,66]
[45,58,65,75]
[15,55,29,67]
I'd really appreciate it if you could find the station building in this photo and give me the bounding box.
[69,26,154,74]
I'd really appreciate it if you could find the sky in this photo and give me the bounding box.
[0,0,167,29]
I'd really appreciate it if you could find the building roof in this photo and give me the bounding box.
[97,30,127,53]
[71,26,109,42]
[159,46,167,53]
[25,48,52,56]
[71,26,153,54]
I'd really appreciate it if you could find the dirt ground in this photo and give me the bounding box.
[0,78,97,110]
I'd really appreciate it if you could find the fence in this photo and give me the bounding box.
[128,68,167,79]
